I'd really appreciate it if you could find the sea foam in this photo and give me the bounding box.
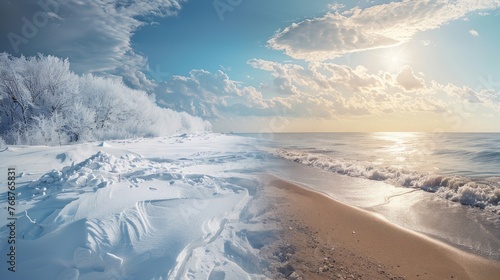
[273,149,500,213]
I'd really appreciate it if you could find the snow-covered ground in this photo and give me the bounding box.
[0,134,270,280]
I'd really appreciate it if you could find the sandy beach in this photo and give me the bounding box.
[260,176,500,280]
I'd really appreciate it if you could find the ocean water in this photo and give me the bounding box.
[265,132,500,213]
[241,132,500,260]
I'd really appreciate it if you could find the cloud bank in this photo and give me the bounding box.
[156,60,468,120]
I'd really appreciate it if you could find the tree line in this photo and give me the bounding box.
[0,53,210,145]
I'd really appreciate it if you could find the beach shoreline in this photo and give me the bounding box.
[260,175,500,280]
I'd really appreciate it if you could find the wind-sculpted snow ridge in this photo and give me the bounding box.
[29,151,132,197]
[0,134,271,280]
[273,149,500,214]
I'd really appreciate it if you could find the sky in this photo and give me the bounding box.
[1,0,499,132]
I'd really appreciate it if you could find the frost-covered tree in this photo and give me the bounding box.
[0,53,210,145]
[0,53,32,130]
[23,54,79,115]
[0,54,79,139]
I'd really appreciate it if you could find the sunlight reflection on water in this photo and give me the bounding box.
[263,132,500,177]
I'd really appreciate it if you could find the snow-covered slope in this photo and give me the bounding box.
[0,134,268,280]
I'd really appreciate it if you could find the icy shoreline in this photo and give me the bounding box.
[0,134,270,280]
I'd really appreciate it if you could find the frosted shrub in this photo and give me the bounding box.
[22,114,65,146]
[0,136,5,148]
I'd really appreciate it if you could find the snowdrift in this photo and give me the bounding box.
[0,134,270,280]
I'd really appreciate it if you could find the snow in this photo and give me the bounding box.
[0,134,269,280]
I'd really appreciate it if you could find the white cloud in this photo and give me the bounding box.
[396,65,426,91]
[157,69,270,119]
[268,0,500,60]
[327,3,345,12]
[247,59,306,95]
[441,83,500,109]
[249,60,456,115]
[469,29,480,36]
[420,40,432,46]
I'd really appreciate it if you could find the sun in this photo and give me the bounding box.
[391,54,402,64]
[381,46,410,71]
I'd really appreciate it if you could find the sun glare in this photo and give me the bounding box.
[391,54,402,64]
[382,47,409,70]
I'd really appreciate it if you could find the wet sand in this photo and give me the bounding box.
[260,176,500,280]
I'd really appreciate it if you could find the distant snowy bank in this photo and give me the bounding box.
[0,53,210,146]
[0,134,270,279]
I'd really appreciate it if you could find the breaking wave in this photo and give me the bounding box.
[273,149,500,214]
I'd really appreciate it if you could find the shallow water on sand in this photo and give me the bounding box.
[265,159,500,261]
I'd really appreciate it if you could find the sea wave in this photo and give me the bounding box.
[273,149,500,213]
[473,150,500,163]
[432,148,500,164]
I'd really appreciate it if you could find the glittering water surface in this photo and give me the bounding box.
[269,132,500,177]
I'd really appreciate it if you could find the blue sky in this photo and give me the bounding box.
[131,0,338,86]
[1,0,499,132]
